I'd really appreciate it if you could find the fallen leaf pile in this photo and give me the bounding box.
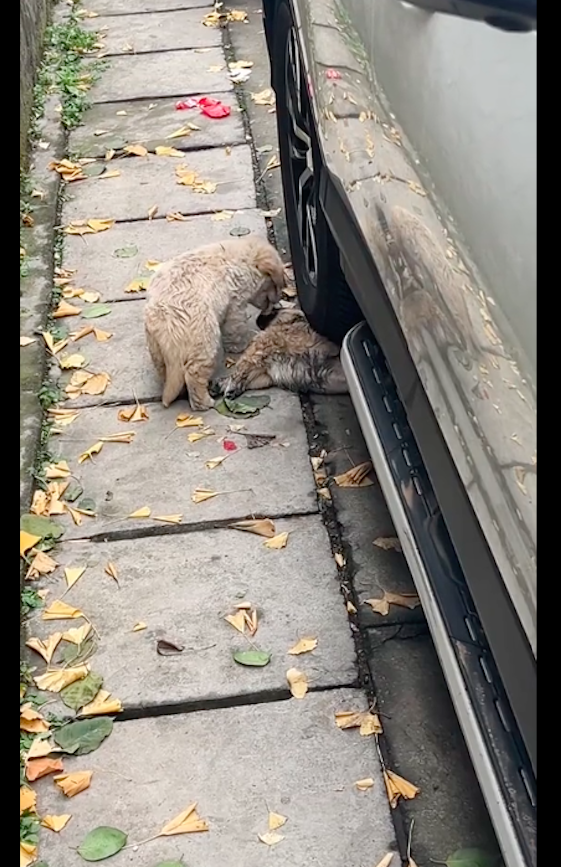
[175,163,217,194]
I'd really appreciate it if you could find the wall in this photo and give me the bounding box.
[20,0,49,164]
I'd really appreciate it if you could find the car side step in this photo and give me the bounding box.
[341,322,536,867]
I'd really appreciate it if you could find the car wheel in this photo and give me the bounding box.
[272,0,361,344]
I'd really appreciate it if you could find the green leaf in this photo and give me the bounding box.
[447,849,500,867]
[82,162,107,178]
[113,245,138,258]
[54,717,113,755]
[61,672,103,710]
[61,480,83,502]
[60,636,97,666]
[78,827,127,862]
[153,862,185,867]
[81,304,112,319]
[20,514,64,541]
[78,497,96,512]
[233,649,272,667]
[214,394,271,419]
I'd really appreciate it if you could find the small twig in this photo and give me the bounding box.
[407,818,415,862]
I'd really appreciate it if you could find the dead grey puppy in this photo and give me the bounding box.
[210,308,348,398]
[144,236,285,411]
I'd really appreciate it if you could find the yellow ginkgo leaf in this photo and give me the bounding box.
[374,853,394,867]
[64,566,86,589]
[78,689,122,716]
[41,814,71,832]
[26,633,63,664]
[228,518,276,538]
[191,487,218,503]
[258,831,284,846]
[132,621,147,632]
[80,372,111,395]
[175,413,203,428]
[100,432,135,443]
[264,532,289,550]
[128,506,151,518]
[20,336,37,346]
[286,668,308,699]
[383,769,420,807]
[26,736,56,760]
[288,637,318,656]
[20,703,50,734]
[155,145,185,157]
[45,460,71,479]
[224,610,246,634]
[268,812,287,831]
[333,461,375,488]
[59,353,86,369]
[104,562,119,582]
[20,841,37,867]
[42,600,84,620]
[205,456,227,470]
[154,514,183,524]
[78,441,104,463]
[20,786,36,815]
[54,770,93,797]
[62,623,91,645]
[93,327,113,341]
[118,405,149,422]
[124,143,148,157]
[355,777,375,791]
[188,427,215,442]
[26,550,58,578]
[158,803,209,836]
[20,531,41,557]
[34,665,90,693]
[53,300,82,318]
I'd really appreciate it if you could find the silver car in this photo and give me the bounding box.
[261,1,536,865]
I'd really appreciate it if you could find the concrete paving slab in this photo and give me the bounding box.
[89,48,232,103]
[48,396,318,538]
[85,0,213,14]
[62,147,256,222]
[35,691,396,867]
[313,395,425,628]
[366,631,497,863]
[63,210,267,300]
[53,296,261,403]
[85,9,221,54]
[69,94,244,158]
[28,517,356,709]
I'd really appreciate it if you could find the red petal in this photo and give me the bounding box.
[201,103,231,119]
[223,439,237,452]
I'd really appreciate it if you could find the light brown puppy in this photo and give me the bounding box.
[144,236,285,410]
[210,308,348,398]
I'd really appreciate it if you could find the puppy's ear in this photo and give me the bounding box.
[254,244,286,289]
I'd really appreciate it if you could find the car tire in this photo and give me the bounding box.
[272,0,361,345]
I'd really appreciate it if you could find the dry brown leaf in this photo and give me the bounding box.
[54,770,93,797]
[30,491,48,516]
[384,591,420,609]
[384,769,420,807]
[124,143,148,157]
[62,623,91,644]
[175,413,204,428]
[334,461,375,487]
[155,145,185,157]
[373,536,402,552]
[20,703,50,734]
[259,831,284,846]
[334,552,346,568]
[159,803,209,836]
[359,713,383,736]
[268,812,287,831]
[346,600,357,614]
[20,842,37,867]
[154,514,183,524]
[252,88,276,106]
[355,777,375,791]
[118,404,149,422]
[224,610,246,634]
[104,562,119,582]
[286,668,308,699]
[20,530,41,557]
[79,689,122,716]
[35,665,90,693]
[26,756,64,781]
[20,786,36,815]
[264,532,289,550]
[26,550,58,579]
[129,506,151,518]
[205,455,227,470]
[26,633,63,665]
[132,621,147,632]
[64,566,86,589]
[228,518,276,538]
[364,597,390,616]
[191,487,218,503]
[41,814,71,832]
[42,600,85,620]
[288,637,318,656]
[374,853,394,867]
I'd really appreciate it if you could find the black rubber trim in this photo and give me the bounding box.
[346,322,537,867]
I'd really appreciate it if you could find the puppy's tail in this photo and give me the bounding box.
[145,312,186,408]
[161,350,186,408]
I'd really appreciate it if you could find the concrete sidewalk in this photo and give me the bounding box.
[25,2,397,864]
